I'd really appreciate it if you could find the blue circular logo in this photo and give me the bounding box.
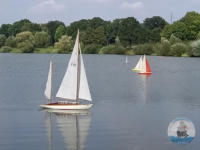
[168,118,195,144]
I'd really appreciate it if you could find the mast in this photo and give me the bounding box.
[50,60,53,103]
[76,30,80,101]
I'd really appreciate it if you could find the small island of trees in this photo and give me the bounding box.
[0,11,200,57]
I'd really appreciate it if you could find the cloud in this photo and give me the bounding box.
[28,0,65,15]
[120,1,144,10]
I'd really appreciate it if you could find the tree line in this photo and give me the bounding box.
[0,11,200,56]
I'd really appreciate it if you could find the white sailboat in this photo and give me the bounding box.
[132,56,143,71]
[40,30,93,110]
[138,55,152,75]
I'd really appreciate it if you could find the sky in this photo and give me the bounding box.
[0,0,200,25]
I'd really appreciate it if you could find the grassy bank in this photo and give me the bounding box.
[0,38,199,57]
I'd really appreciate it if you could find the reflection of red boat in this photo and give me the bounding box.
[138,55,152,75]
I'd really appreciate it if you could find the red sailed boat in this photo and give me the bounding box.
[138,55,152,75]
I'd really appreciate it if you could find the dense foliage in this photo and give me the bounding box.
[0,11,200,56]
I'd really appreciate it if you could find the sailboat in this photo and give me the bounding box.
[40,30,93,110]
[44,109,91,150]
[132,56,143,71]
[138,55,152,75]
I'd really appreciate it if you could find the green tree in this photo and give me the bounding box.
[21,22,41,33]
[196,32,200,39]
[54,25,66,41]
[134,26,150,44]
[54,35,73,53]
[108,19,123,44]
[104,21,115,44]
[34,31,50,48]
[0,34,6,47]
[93,26,107,45]
[149,28,162,42]
[143,16,168,30]
[15,31,35,52]
[191,40,200,56]
[8,19,31,36]
[81,26,106,45]
[89,17,105,29]
[180,11,200,40]
[0,24,12,37]
[169,34,182,44]
[118,17,140,46]
[5,36,16,47]
[153,37,171,56]
[42,21,65,44]
[161,21,189,40]
[99,44,126,54]
[66,19,90,37]
[170,43,187,56]
[133,43,153,55]
[83,44,102,54]
[0,46,12,53]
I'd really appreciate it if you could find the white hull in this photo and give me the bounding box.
[40,103,93,110]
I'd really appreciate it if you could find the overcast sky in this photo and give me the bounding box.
[0,0,200,25]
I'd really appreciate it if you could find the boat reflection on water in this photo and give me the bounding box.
[44,109,91,150]
[138,75,151,104]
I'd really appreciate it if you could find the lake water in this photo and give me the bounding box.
[0,54,200,150]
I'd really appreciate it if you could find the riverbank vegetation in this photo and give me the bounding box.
[0,11,200,56]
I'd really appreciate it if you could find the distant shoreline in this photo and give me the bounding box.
[0,49,199,58]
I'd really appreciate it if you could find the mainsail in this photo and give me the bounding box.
[56,31,92,101]
[45,60,52,100]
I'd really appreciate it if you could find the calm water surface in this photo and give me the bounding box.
[0,54,200,150]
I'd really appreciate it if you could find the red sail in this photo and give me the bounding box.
[145,58,152,73]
